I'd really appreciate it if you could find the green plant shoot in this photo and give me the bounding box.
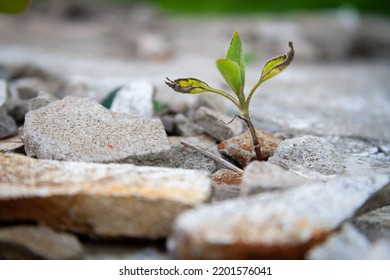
[166,32,294,161]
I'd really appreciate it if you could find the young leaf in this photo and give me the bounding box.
[0,0,30,14]
[226,32,245,87]
[165,77,213,94]
[216,58,242,96]
[259,41,294,84]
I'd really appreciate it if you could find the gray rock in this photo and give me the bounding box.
[174,113,203,137]
[0,225,83,260]
[240,161,313,195]
[110,79,155,119]
[0,152,211,239]
[168,176,388,259]
[306,224,371,260]
[268,135,345,178]
[353,206,390,242]
[0,79,6,106]
[167,136,217,172]
[195,106,243,142]
[29,91,58,111]
[0,107,17,139]
[21,96,170,165]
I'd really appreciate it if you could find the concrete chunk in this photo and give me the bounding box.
[21,96,170,165]
[168,176,388,259]
[0,153,211,239]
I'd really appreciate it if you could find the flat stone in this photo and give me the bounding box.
[240,161,313,195]
[268,135,345,178]
[0,134,24,153]
[29,91,57,111]
[305,223,371,260]
[353,206,390,242]
[21,96,170,165]
[195,106,243,142]
[110,79,155,119]
[217,128,281,166]
[0,225,83,260]
[166,136,217,172]
[0,153,211,239]
[168,176,388,259]
[0,107,17,139]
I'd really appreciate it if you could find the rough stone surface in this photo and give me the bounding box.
[29,90,57,111]
[217,128,281,166]
[0,225,83,260]
[0,153,211,239]
[240,161,313,195]
[166,136,218,172]
[168,176,388,259]
[21,96,170,165]
[110,79,155,119]
[211,169,243,201]
[305,224,371,260]
[268,135,345,178]
[194,106,243,142]
[353,206,390,242]
[0,107,17,139]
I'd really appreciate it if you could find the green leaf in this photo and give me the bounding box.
[0,0,30,14]
[226,32,245,87]
[165,77,212,94]
[259,41,295,84]
[101,86,122,109]
[216,58,242,96]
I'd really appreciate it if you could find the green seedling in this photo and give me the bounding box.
[166,32,294,161]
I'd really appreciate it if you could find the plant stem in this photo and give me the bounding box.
[240,115,262,161]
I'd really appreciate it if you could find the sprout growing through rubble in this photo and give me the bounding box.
[166,32,294,161]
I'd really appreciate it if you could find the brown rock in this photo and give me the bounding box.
[211,169,243,201]
[0,225,83,259]
[0,153,211,239]
[218,128,281,166]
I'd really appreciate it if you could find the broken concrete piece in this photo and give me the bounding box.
[218,128,281,166]
[110,79,155,118]
[168,176,388,259]
[268,135,345,178]
[0,225,83,260]
[21,96,170,165]
[0,153,211,239]
[240,161,313,195]
[195,106,243,142]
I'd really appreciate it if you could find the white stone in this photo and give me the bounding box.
[110,79,155,118]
